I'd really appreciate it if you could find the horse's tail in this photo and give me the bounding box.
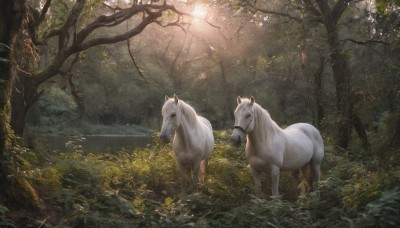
[298,163,313,195]
[199,159,208,183]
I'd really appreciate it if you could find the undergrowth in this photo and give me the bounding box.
[1,131,400,227]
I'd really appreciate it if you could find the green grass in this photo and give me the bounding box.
[3,131,400,227]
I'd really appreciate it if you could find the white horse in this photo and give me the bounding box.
[231,96,324,199]
[160,95,214,193]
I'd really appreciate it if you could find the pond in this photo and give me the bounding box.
[26,134,154,153]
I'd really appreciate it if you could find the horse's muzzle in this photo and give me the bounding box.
[231,134,242,147]
[160,134,170,143]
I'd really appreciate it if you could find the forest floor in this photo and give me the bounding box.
[2,131,400,227]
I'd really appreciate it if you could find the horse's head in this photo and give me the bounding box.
[231,96,256,147]
[160,94,181,143]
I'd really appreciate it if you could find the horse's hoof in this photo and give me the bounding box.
[270,194,283,200]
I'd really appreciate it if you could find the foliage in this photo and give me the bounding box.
[376,0,400,14]
[342,165,400,213]
[384,110,400,146]
[3,145,42,209]
[0,204,16,228]
[351,187,400,227]
[1,131,398,227]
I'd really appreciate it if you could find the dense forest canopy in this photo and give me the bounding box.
[0,0,400,226]
[23,0,399,136]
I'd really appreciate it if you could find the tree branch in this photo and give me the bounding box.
[79,4,185,41]
[59,0,86,52]
[302,0,321,18]
[74,11,158,52]
[37,0,53,27]
[332,0,353,24]
[246,3,303,22]
[59,53,80,75]
[126,18,158,86]
[341,38,390,46]
[315,0,332,23]
[340,38,390,59]
[34,2,188,85]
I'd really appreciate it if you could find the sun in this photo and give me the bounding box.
[192,4,207,19]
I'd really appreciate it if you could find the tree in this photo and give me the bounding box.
[240,0,370,148]
[0,0,19,155]
[374,0,400,146]
[11,0,190,135]
[1,0,41,208]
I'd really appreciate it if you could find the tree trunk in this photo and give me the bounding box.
[0,0,41,209]
[324,21,352,148]
[0,0,18,155]
[218,58,234,123]
[352,114,369,147]
[314,57,326,128]
[316,0,370,149]
[11,73,41,136]
[325,24,370,149]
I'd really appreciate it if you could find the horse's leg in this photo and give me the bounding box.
[270,165,282,199]
[310,162,321,183]
[199,159,208,184]
[177,161,188,194]
[310,160,322,198]
[192,160,201,192]
[250,166,262,197]
[310,160,321,187]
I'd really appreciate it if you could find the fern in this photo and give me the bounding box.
[0,205,16,228]
[353,187,400,227]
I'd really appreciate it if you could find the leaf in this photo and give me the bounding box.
[0,205,9,215]
[376,0,388,14]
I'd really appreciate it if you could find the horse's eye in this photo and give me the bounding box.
[246,114,251,118]
[171,113,176,118]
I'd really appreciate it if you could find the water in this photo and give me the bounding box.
[28,134,154,153]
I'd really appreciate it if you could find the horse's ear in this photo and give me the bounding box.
[250,96,255,105]
[165,95,169,101]
[237,96,242,105]
[173,94,179,104]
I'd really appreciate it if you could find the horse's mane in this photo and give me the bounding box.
[251,101,283,140]
[178,100,199,126]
